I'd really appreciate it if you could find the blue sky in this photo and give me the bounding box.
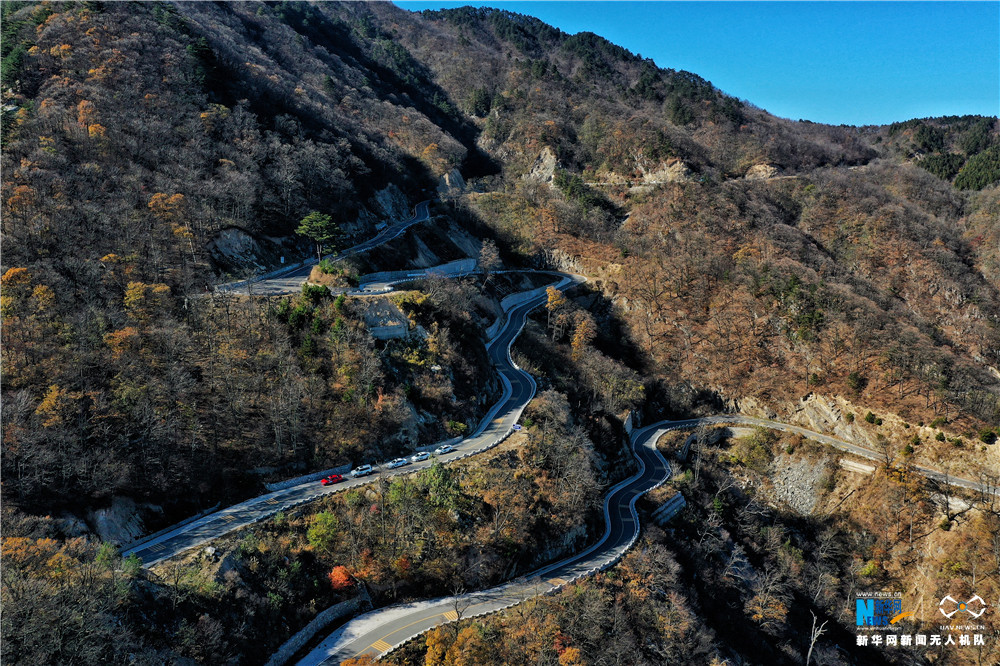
[394,1,1000,126]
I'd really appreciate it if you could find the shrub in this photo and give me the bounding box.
[845,412,855,423]
[328,565,354,591]
[301,283,330,303]
[978,429,997,445]
[930,417,947,428]
[935,432,946,442]
[859,560,879,577]
[846,371,866,392]
[902,443,914,457]
[910,434,921,446]
[864,411,877,424]
[729,428,775,473]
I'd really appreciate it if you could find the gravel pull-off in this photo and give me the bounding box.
[770,454,828,515]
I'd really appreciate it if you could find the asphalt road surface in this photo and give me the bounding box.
[297,421,678,666]
[123,271,584,568]
[216,201,431,296]
[296,414,997,664]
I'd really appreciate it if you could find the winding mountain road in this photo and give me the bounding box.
[132,197,998,663]
[298,421,678,665]
[297,412,997,664]
[124,270,585,567]
[216,201,432,296]
[666,415,993,493]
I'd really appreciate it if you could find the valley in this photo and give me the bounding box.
[2,2,998,665]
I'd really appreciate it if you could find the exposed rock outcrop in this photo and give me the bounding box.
[438,168,466,195]
[771,453,828,515]
[745,163,780,179]
[373,183,410,220]
[642,159,692,184]
[208,228,289,274]
[524,145,558,183]
[88,497,145,545]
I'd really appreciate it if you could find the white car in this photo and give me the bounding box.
[410,452,430,463]
[434,444,455,455]
[387,457,410,469]
[350,464,374,478]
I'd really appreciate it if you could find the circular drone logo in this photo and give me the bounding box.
[939,595,987,619]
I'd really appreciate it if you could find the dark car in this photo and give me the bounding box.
[320,474,344,486]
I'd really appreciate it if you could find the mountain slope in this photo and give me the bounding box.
[1,2,999,666]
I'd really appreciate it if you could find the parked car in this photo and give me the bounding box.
[350,464,374,478]
[320,474,344,486]
[387,457,410,469]
[410,451,430,463]
[434,444,455,455]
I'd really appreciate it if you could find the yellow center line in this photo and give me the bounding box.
[373,610,455,647]
[365,580,543,651]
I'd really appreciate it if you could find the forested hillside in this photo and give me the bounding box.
[2,2,999,665]
[379,5,1000,430]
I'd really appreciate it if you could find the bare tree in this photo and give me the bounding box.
[806,611,829,666]
[449,580,474,637]
[976,470,1000,517]
[694,423,710,484]
[478,238,501,287]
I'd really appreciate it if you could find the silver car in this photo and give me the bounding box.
[350,464,374,478]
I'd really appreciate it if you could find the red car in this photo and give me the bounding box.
[320,474,344,486]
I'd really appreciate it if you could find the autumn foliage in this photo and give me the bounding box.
[327,565,354,591]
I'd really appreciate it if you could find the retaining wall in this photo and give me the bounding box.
[264,588,371,666]
[360,258,476,285]
[265,465,352,492]
[121,502,221,552]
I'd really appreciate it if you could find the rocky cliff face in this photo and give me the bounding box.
[525,146,559,184]
[438,169,467,196]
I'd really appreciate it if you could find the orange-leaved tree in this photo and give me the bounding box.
[328,565,354,591]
